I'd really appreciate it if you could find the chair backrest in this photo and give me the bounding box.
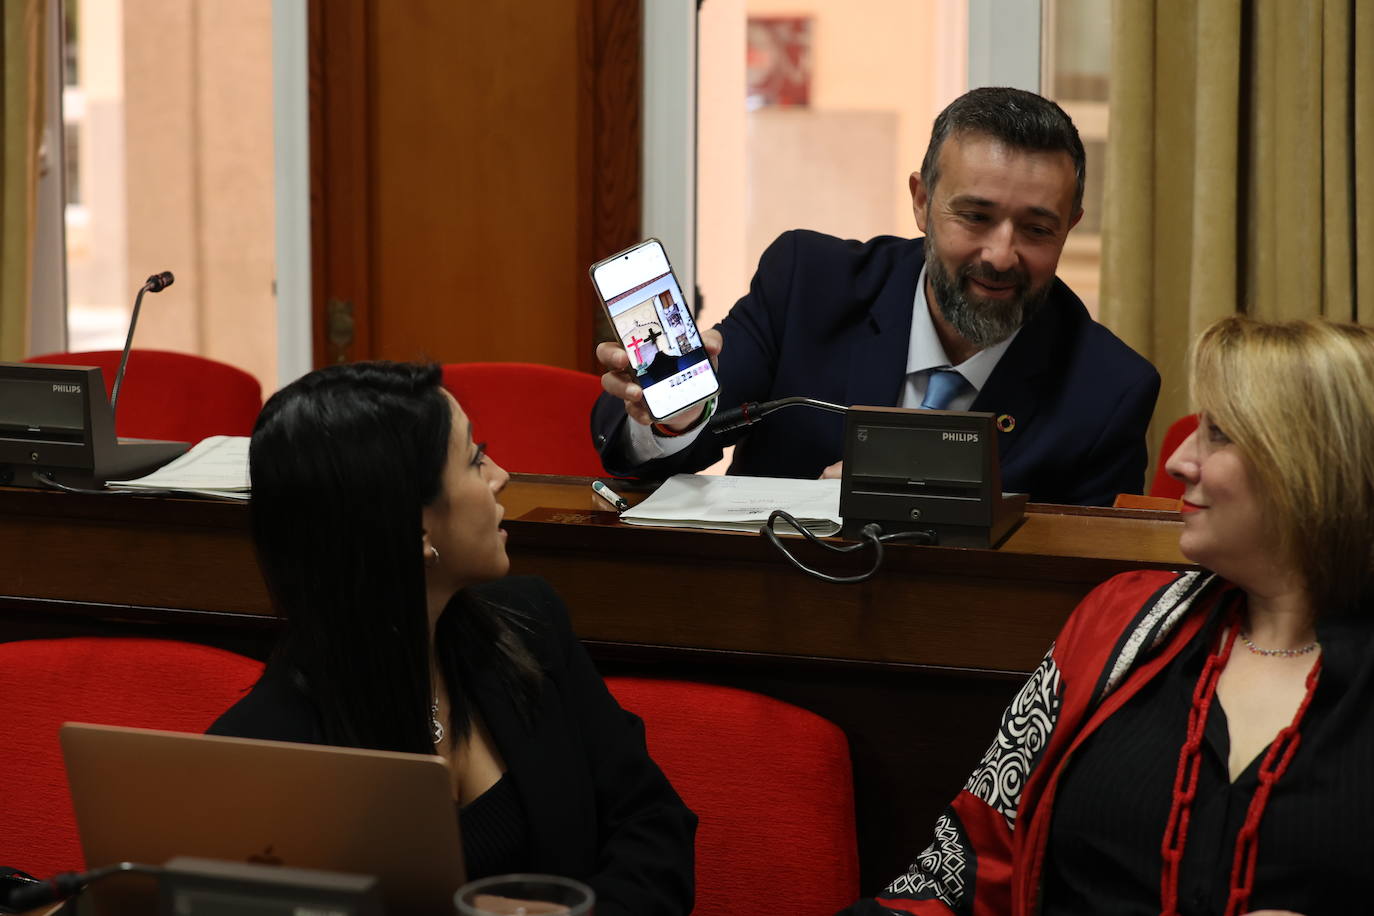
[1149,413,1199,499]
[605,677,860,916]
[0,637,264,877]
[24,349,263,443]
[441,362,606,477]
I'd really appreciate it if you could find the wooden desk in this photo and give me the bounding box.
[0,478,1191,891]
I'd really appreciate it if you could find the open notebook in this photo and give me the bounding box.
[620,473,842,536]
[107,434,250,499]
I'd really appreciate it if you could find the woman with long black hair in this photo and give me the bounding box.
[211,361,694,916]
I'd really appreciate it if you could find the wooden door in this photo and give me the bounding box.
[309,0,640,372]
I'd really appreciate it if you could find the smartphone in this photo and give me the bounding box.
[589,239,720,422]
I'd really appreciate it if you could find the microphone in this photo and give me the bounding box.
[5,871,85,911]
[710,396,847,434]
[144,270,175,293]
[4,862,160,911]
[110,270,176,417]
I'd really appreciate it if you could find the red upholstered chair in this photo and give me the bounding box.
[442,362,607,477]
[1149,413,1200,499]
[24,349,262,443]
[0,637,264,877]
[605,677,860,916]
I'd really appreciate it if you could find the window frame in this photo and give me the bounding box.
[29,0,311,389]
[31,0,69,355]
[643,0,1045,309]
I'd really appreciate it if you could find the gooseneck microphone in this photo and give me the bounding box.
[143,270,175,293]
[110,270,176,418]
[709,396,847,434]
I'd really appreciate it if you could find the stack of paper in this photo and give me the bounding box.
[620,473,841,536]
[108,435,251,500]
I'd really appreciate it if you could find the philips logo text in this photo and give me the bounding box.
[51,384,81,394]
[942,432,978,443]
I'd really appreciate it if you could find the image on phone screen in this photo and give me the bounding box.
[591,240,719,421]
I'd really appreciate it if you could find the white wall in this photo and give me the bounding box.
[697,0,967,328]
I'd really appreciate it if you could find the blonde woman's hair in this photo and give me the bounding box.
[1190,316,1374,612]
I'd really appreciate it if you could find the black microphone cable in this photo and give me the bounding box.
[761,510,936,584]
[29,469,173,496]
[4,861,162,912]
[710,395,938,580]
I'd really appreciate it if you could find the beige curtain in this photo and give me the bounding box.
[1100,0,1374,477]
[1,0,46,361]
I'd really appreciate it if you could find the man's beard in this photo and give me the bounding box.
[925,231,1051,349]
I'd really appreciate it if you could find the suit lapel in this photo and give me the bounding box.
[846,240,925,408]
[971,281,1070,464]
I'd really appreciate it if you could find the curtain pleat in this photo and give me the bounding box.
[1320,0,1353,319]
[1260,0,1323,320]
[1148,0,1199,419]
[1187,0,1240,337]
[1100,0,1157,355]
[1355,0,1374,324]
[1,0,45,361]
[1102,0,1367,485]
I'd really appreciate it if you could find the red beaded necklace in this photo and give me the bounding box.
[1159,607,1322,916]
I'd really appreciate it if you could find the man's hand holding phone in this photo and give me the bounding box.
[597,327,724,430]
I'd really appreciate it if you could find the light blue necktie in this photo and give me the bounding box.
[921,368,966,410]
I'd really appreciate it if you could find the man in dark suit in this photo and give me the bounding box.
[591,87,1159,507]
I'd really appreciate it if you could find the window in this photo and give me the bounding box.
[51,0,282,393]
[697,0,967,329]
[1043,0,1110,316]
[647,0,1111,326]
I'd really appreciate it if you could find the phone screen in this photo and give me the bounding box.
[590,240,720,421]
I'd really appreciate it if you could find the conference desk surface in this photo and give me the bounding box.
[0,477,1192,890]
[0,477,1189,671]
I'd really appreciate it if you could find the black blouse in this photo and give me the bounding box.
[1042,601,1374,916]
[458,773,530,881]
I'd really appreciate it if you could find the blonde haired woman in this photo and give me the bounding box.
[844,316,1374,916]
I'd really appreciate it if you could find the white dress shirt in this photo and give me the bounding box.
[901,264,1018,410]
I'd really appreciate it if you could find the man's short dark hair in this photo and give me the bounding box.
[920,87,1086,214]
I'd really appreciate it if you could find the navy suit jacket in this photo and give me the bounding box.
[592,231,1160,507]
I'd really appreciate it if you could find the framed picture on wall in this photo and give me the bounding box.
[747,17,812,109]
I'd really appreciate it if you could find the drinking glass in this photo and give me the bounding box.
[454,874,594,916]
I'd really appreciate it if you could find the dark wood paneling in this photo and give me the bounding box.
[309,0,373,365]
[0,480,1192,892]
[0,488,266,616]
[309,0,641,372]
[577,0,643,367]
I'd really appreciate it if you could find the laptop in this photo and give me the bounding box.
[60,722,465,916]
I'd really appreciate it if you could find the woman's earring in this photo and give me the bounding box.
[425,545,440,568]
